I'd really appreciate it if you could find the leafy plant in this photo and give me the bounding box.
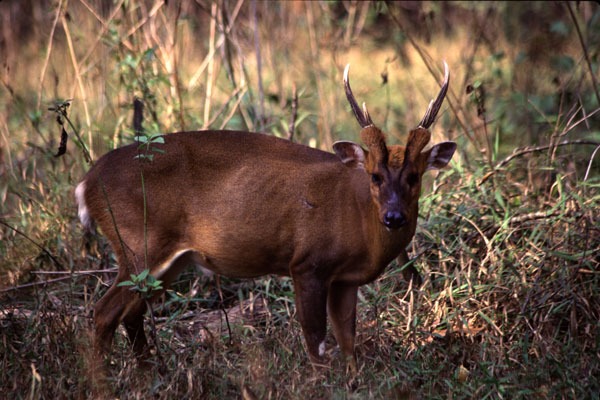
[134,134,165,162]
[117,269,163,300]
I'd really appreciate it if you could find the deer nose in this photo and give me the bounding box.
[383,211,406,229]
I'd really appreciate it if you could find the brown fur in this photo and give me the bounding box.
[404,127,431,164]
[387,145,406,169]
[360,126,388,168]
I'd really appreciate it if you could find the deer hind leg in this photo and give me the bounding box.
[94,278,141,356]
[94,248,199,361]
[291,268,329,367]
[93,250,154,359]
[327,282,358,374]
[121,250,200,357]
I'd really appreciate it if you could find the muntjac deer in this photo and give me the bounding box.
[76,62,456,372]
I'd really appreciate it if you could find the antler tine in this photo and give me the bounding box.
[361,102,373,126]
[418,61,450,129]
[344,64,374,128]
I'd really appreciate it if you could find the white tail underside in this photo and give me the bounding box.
[75,181,92,230]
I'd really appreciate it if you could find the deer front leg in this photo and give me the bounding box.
[291,269,328,367]
[327,282,358,374]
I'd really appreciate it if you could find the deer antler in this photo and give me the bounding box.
[404,62,450,164]
[344,64,374,128]
[418,61,450,129]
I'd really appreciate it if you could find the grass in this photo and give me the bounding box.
[1,1,600,399]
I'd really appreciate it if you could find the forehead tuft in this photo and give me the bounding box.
[406,128,431,155]
[360,126,386,148]
[387,146,405,169]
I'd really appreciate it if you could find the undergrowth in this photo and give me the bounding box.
[1,1,599,399]
[1,163,597,399]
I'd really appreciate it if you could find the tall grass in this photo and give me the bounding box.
[1,1,599,398]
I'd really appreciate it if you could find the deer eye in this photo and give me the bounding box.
[371,173,383,185]
[406,172,419,186]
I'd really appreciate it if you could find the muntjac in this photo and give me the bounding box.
[76,63,456,372]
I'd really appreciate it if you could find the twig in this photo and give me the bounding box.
[479,139,600,185]
[508,211,561,225]
[219,87,248,130]
[495,140,600,170]
[171,0,186,131]
[30,268,118,275]
[220,302,233,345]
[61,12,92,156]
[474,210,564,247]
[207,85,245,128]
[0,276,73,293]
[3,269,117,293]
[145,299,164,364]
[0,219,63,269]
[188,0,245,89]
[566,2,600,106]
[78,0,128,65]
[252,0,265,132]
[287,83,298,141]
[202,2,218,129]
[305,1,333,149]
[220,1,237,87]
[344,1,357,46]
[584,145,600,182]
[37,0,64,115]
[560,106,600,137]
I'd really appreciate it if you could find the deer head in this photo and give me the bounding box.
[335,62,456,230]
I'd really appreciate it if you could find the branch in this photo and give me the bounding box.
[479,140,600,185]
[287,83,298,142]
[0,219,63,269]
[495,140,600,170]
[566,2,600,106]
[1,269,118,293]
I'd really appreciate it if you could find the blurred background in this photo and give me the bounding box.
[0,1,599,398]
[2,1,598,154]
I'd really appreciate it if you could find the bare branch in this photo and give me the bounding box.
[479,139,600,185]
[287,83,298,141]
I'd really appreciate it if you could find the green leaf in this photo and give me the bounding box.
[494,189,506,210]
[138,269,150,281]
[551,55,575,72]
[550,21,569,36]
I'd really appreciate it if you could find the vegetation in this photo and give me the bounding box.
[1,1,598,398]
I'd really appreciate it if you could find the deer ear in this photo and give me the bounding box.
[425,141,457,170]
[333,141,366,170]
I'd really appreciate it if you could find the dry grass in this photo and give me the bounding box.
[1,1,599,398]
